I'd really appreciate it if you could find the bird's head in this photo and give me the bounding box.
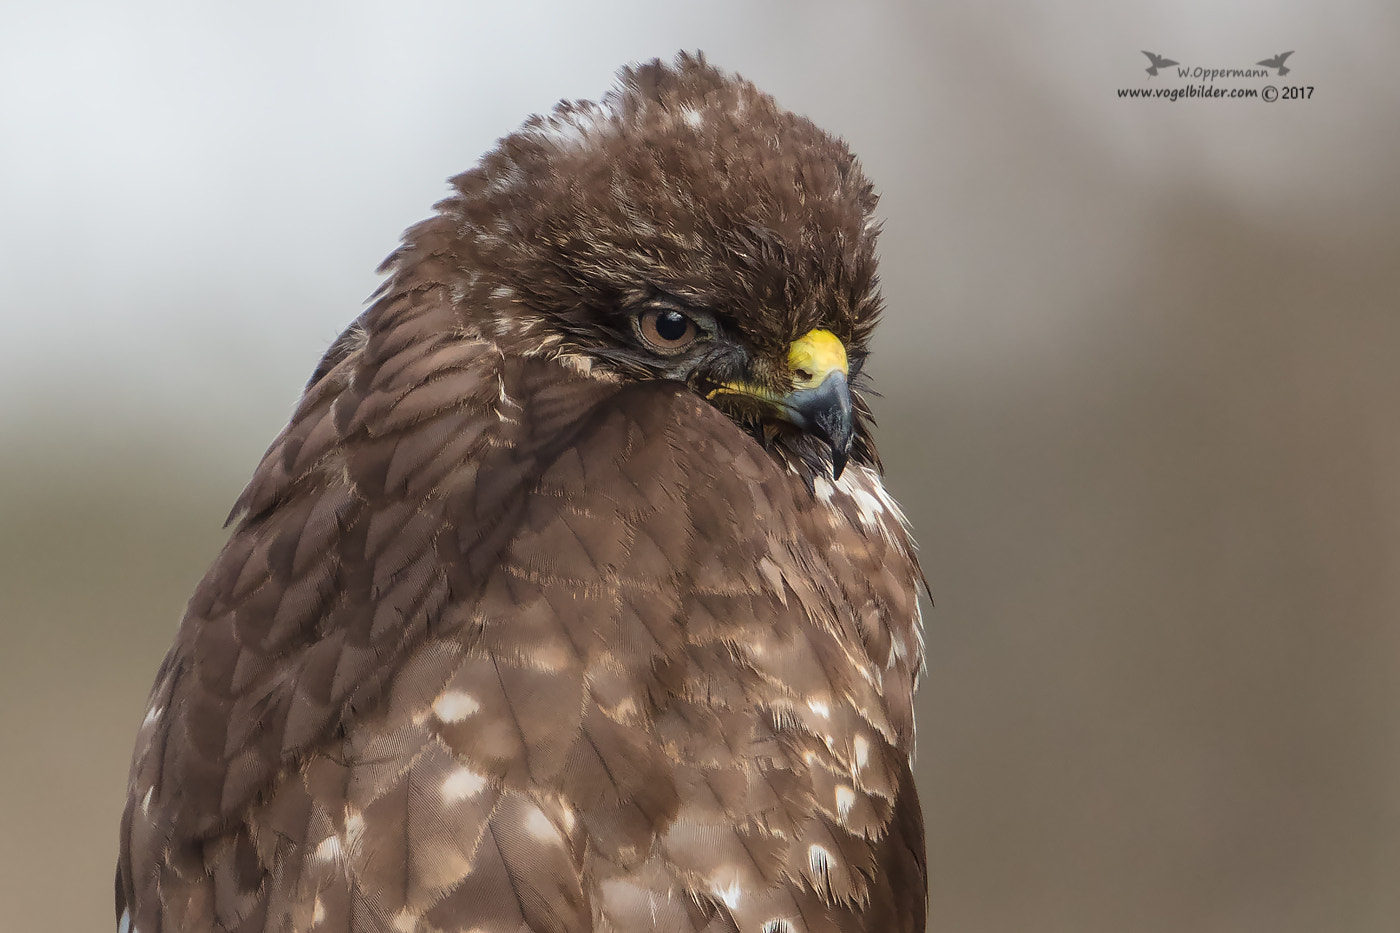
[399,52,885,479]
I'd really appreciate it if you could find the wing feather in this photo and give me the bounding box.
[118,298,924,932]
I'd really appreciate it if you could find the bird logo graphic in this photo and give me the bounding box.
[1141,51,1179,77]
[1257,51,1294,75]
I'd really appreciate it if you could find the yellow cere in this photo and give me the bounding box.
[788,329,848,389]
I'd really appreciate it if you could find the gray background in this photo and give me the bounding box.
[3,2,1398,931]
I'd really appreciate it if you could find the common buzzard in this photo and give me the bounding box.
[117,52,926,933]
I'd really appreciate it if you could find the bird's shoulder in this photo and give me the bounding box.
[119,303,924,932]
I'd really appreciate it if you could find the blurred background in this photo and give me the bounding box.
[2,1,1398,931]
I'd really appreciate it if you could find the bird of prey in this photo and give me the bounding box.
[116,52,926,933]
[1257,51,1294,75]
[1141,51,1179,77]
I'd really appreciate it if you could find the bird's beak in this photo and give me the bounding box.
[708,328,855,480]
[783,329,854,479]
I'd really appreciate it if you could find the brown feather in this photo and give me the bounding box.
[118,52,925,933]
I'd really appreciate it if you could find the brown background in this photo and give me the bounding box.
[2,3,1397,931]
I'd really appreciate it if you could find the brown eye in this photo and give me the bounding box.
[636,307,700,354]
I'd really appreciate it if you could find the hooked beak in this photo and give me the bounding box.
[783,329,854,479]
[783,367,854,480]
[709,328,855,479]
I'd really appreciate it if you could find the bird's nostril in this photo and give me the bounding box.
[794,368,813,384]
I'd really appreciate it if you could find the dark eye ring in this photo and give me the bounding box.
[635,307,700,354]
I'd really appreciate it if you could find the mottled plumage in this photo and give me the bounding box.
[118,53,925,933]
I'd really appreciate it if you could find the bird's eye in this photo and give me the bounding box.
[635,307,700,354]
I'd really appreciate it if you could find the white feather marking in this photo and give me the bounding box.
[554,353,594,375]
[496,373,521,424]
[806,698,831,719]
[432,691,480,723]
[142,705,163,727]
[836,785,857,819]
[118,908,132,933]
[141,787,154,814]
[391,908,417,932]
[530,118,582,148]
[525,105,612,151]
[772,705,800,731]
[911,597,927,667]
[482,164,523,198]
[853,734,871,770]
[314,835,341,863]
[887,633,910,670]
[525,806,558,841]
[808,843,834,876]
[757,557,787,602]
[850,485,887,526]
[441,767,488,801]
[823,465,916,546]
[712,878,744,910]
[312,898,326,925]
